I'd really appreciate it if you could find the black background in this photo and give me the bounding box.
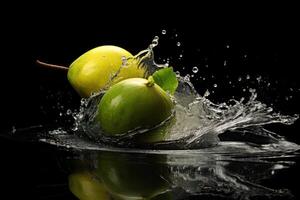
[1,4,299,199]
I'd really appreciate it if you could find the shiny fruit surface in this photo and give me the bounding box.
[68,45,145,97]
[96,78,174,136]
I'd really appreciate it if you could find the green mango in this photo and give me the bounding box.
[96,77,174,137]
[68,45,145,97]
[95,152,171,199]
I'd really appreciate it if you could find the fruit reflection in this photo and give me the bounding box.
[68,152,171,200]
[69,170,110,200]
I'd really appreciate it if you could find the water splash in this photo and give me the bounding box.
[48,37,299,150]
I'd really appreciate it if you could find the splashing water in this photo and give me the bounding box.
[40,36,298,151]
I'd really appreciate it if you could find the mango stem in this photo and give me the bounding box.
[36,60,69,72]
[146,76,155,87]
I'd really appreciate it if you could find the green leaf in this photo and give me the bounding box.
[152,67,178,95]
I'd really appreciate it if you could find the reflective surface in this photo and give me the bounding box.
[5,125,299,199]
[62,141,299,199]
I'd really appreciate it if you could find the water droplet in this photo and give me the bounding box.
[229,81,232,84]
[121,56,128,67]
[289,88,294,92]
[49,128,65,135]
[224,60,227,66]
[202,77,206,81]
[150,36,159,49]
[179,54,183,58]
[59,112,63,116]
[175,71,180,76]
[204,90,210,97]
[243,88,246,92]
[285,96,289,101]
[226,44,230,49]
[244,54,248,58]
[184,74,190,81]
[176,42,181,46]
[162,29,166,35]
[66,109,72,115]
[205,64,209,68]
[256,76,262,83]
[213,84,218,88]
[246,74,250,80]
[191,74,194,78]
[11,126,16,134]
[192,66,198,73]
[81,99,88,107]
[165,62,169,67]
[238,77,242,82]
[175,33,178,37]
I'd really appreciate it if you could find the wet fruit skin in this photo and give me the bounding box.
[96,78,174,136]
[67,45,145,97]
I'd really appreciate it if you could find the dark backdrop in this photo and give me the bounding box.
[1,5,299,199]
